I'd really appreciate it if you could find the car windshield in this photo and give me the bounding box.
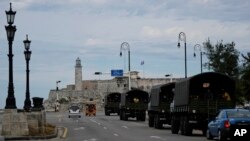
[226,110,250,118]
[70,106,80,111]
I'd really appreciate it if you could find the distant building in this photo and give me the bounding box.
[44,58,178,111]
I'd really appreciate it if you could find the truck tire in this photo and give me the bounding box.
[154,115,163,129]
[105,109,110,116]
[120,111,123,120]
[148,114,154,127]
[122,111,128,121]
[171,116,180,134]
[141,112,146,121]
[183,116,192,136]
[141,114,146,121]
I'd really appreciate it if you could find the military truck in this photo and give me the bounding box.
[120,89,149,121]
[104,92,121,116]
[171,72,236,136]
[148,82,175,129]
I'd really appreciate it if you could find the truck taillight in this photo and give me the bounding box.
[224,120,230,128]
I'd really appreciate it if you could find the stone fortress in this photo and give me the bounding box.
[44,58,177,111]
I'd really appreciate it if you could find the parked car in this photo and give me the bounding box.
[207,109,250,141]
[68,105,81,118]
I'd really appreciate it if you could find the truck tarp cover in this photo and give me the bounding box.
[105,92,121,105]
[174,72,235,106]
[121,89,149,106]
[150,82,175,106]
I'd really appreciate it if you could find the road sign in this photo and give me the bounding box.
[111,69,123,77]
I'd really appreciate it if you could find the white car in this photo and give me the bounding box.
[68,105,81,118]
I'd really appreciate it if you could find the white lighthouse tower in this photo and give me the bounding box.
[75,57,82,91]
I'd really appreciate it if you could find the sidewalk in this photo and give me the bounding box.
[0,126,66,141]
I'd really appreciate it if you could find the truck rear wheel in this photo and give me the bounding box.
[148,114,154,127]
[171,116,180,134]
[120,111,123,120]
[137,112,146,121]
[141,114,146,121]
[105,109,110,116]
[122,111,128,121]
[154,115,163,129]
[183,116,192,136]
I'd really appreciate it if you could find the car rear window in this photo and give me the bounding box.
[226,110,250,118]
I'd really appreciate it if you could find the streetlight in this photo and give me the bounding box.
[23,35,32,111]
[120,42,131,90]
[193,44,205,73]
[177,32,187,78]
[55,80,61,112]
[165,74,173,82]
[5,3,17,109]
[56,80,61,91]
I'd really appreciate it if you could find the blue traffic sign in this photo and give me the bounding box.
[111,69,123,77]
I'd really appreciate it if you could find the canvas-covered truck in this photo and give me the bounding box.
[104,92,121,116]
[148,82,175,129]
[171,72,236,136]
[120,89,149,121]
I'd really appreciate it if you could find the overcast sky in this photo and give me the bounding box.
[0,0,249,108]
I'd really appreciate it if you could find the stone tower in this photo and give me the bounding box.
[75,57,82,91]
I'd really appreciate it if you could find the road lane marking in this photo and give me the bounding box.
[90,119,101,125]
[103,127,107,130]
[150,136,166,140]
[83,138,98,141]
[74,127,85,130]
[113,133,119,136]
[121,125,128,129]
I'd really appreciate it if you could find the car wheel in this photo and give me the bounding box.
[206,129,213,140]
[218,130,226,141]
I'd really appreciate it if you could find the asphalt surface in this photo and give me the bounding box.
[1,111,210,141]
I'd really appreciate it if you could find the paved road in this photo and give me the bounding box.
[1,111,210,141]
[48,111,209,141]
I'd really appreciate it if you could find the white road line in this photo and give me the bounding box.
[83,138,98,141]
[150,136,166,140]
[121,125,128,129]
[113,133,119,136]
[90,119,101,125]
[103,127,107,130]
[74,127,85,130]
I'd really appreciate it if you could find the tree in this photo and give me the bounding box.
[203,39,240,78]
[203,39,242,104]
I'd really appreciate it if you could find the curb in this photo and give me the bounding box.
[4,127,58,140]
[61,127,68,139]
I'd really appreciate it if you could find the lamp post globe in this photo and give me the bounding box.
[5,3,16,25]
[5,3,17,109]
[23,35,32,111]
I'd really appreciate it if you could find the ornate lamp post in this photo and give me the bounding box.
[5,3,17,109]
[56,80,61,100]
[193,44,205,73]
[23,35,32,111]
[120,42,131,90]
[177,32,187,78]
[55,80,61,112]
